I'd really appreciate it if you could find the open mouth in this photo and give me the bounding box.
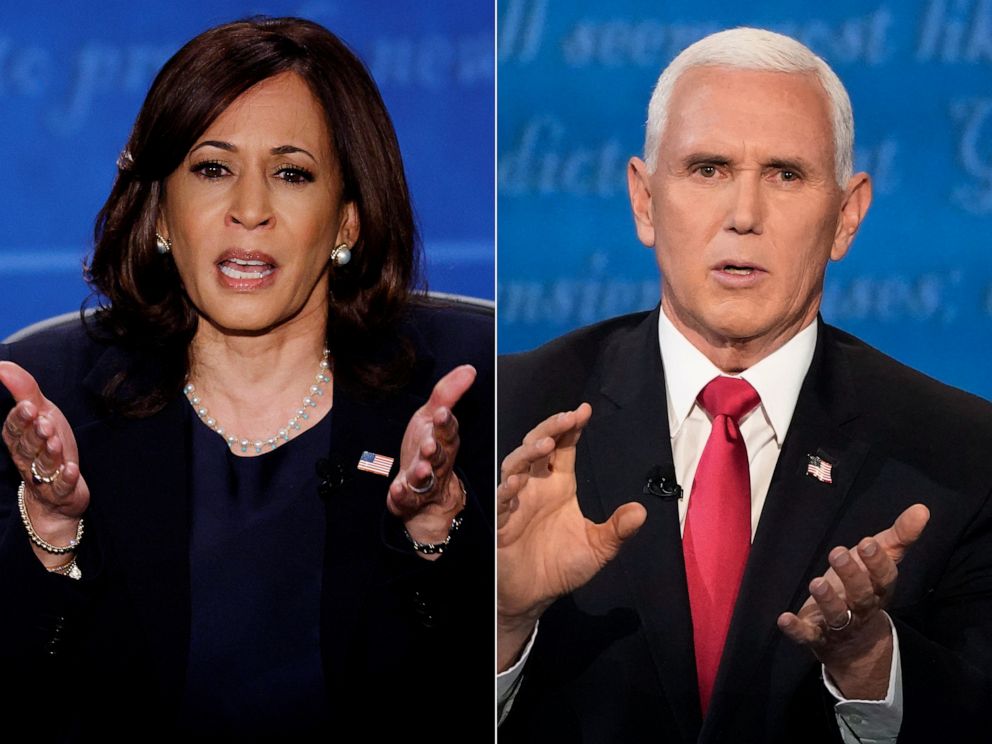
[711,262,765,285]
[218,257,275,280]
[721,265,755,276]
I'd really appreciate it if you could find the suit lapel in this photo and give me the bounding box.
[318,381,422,677]
[580,307,703,741]
[706,319,871,731]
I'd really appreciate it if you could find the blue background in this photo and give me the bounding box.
[0,0,494,338]
[498,0,992,399]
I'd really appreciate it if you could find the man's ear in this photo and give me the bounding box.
[831,172,872,262]
[628,157,657,249]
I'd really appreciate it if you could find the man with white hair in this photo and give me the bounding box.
[498,28,991,742]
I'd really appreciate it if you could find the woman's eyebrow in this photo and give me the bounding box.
[189,141,317,164]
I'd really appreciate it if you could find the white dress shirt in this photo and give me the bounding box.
[499,310,901,743]
[659,306,815,540]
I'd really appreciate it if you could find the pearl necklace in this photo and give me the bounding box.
[183,348,331,454]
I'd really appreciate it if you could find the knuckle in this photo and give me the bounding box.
[880,567,898,588]
[850,593,876,613]
[501,452,521,477]
[869,561,896,588]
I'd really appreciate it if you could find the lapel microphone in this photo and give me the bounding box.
[643,465,683,501]
[316,455,349,500]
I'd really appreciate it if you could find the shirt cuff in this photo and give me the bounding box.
[497,620,539,725]
[822,613,903,744]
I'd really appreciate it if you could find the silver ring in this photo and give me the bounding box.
[826,608,853,632]
[408,470,436,494]
[30,460,63,485]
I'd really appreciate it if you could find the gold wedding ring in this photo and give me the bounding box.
[826,608,853,632]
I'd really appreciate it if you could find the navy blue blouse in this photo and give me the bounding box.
[178,406,332,735]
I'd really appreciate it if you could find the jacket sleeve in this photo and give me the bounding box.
[894,486,992,742]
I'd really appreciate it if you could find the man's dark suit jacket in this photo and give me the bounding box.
[0,301,493,740]
[498,307,992,744]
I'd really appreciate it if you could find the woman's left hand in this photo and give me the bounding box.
[389,364,476,551]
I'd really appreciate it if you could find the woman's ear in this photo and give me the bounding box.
[337,201,359,247]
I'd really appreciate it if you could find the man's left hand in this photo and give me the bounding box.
[777,504,930,699]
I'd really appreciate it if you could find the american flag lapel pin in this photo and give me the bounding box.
[357,450,394,477]
[805,454,834,484]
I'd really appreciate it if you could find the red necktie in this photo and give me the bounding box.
[683,376,760,714]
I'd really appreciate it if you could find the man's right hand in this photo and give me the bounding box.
[497,403,647,671]
[0,362,89,568]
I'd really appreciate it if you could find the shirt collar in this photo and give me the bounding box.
[657,309,817,443]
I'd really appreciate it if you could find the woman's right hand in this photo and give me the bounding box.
[0,362,89,567]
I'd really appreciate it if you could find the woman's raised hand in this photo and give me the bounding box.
[388,365,476,556]
[0,362,89,567]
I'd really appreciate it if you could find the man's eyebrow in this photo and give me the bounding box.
[765,157,815,173]
[188,141,318,163]
[682,152,733,168]
[682,152,732,165]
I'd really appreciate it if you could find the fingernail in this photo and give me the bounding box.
[862,540,878,557]
[833,551,849,567]
[812,580,828,596]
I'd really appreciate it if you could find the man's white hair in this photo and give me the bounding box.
[643,27,854,187]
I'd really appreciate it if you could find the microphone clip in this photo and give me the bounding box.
[643,466,683,501]
[317,456,350,500]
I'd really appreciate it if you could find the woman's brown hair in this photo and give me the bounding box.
[86,16,418,415]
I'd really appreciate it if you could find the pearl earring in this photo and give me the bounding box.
[155,233,172,254]
[331,243,352,266]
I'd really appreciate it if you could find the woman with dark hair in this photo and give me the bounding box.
[0,17,491,738]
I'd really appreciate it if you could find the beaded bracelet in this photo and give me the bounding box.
[402,476,468,556]
[17,481,84,555]
[404,511,465,555]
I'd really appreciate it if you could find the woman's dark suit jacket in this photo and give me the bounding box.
[0,300,493,740]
